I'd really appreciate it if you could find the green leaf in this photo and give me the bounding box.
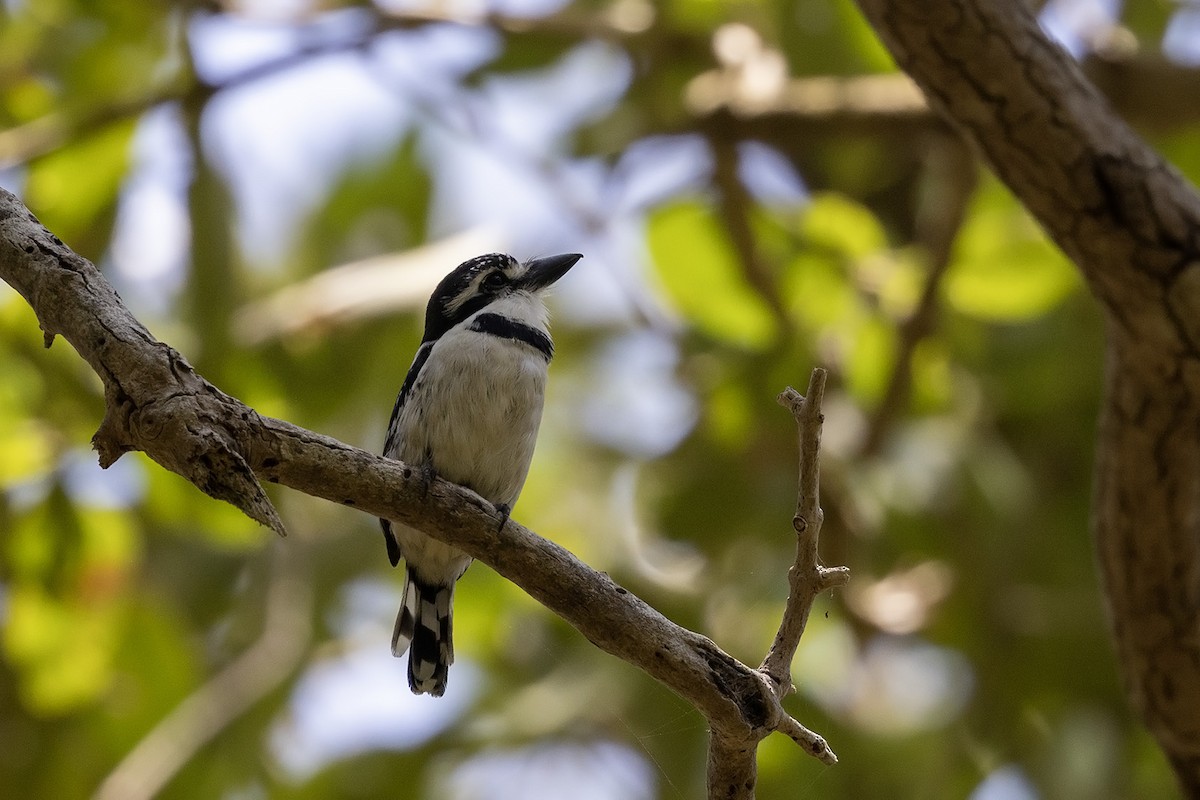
[664,0,729,33]
[1158,128,1200,189]
[24,120,135,254]
[783,250,854,327]
[3,494,138,715]
[1119,1,1174,45]
[778,0,896,74]
[783,192,903,328]
[946,180,1080,321]
[647,201,777,348]
[291,132,432,275]
[142,461,263,549]
[845,313,895,402]
[4,584,123,715]
[469,34,576,81]
[802,191,888,259]
[910,338,953,412]
[0,420,52,483]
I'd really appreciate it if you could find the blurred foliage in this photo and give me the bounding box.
[0,0,1195,799]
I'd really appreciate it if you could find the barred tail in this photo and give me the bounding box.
[392,570,454,696]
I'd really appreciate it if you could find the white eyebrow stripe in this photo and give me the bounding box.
[444,257,525,312]
[446,272,489,313]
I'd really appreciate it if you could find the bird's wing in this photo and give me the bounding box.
[381,341,435,567]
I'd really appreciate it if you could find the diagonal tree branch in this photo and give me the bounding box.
[860,137,976,457]
[706,127,794,339]
[0,195,286,535]
[0,186,837,797]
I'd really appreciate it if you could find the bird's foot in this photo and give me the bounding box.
[419,458,437,499]
[494,502,511,533]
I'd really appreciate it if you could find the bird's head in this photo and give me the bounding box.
[422,252,582,342]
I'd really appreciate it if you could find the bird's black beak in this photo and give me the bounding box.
[520,253,582,292]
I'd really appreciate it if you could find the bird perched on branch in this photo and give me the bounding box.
[381,251,582,696]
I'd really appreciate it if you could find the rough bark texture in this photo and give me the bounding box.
[852,0,1200,793]
[0,186,838,798]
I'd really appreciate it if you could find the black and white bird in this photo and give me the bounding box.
[381,251,582,696]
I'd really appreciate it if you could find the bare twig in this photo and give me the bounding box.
[92,543,312,800]
[761,369,850,694]
[776,712,838,758]
[707,368,847,798]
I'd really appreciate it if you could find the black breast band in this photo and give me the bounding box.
[469,313,554,361]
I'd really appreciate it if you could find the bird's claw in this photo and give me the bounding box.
[419,458,437,499]
[494,503,511,533]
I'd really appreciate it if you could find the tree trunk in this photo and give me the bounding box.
[852,0,1200,792]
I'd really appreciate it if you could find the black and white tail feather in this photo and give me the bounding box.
[392,574,454,694]
[380,252,581,696]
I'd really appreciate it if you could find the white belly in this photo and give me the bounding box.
[397,329,547,504]
[386,321,549,583]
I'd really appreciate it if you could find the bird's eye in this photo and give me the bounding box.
[482,271,507,291]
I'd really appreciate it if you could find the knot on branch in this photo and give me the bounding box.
[776,385,805,414]
[818,565,852,591]
[93,382,287,538]
[93,397,134,469]
[138,393,287,537]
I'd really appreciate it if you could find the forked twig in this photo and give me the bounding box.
[761,368,850,694]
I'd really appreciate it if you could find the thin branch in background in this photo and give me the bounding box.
[378,4,654,40]
[10,3,1200,170]
[859,138,976,457]
[761,368,850,694]
[92,542,313,800]
[0,10,381,169]
[0,86,185,168]
[707,127,795,339]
